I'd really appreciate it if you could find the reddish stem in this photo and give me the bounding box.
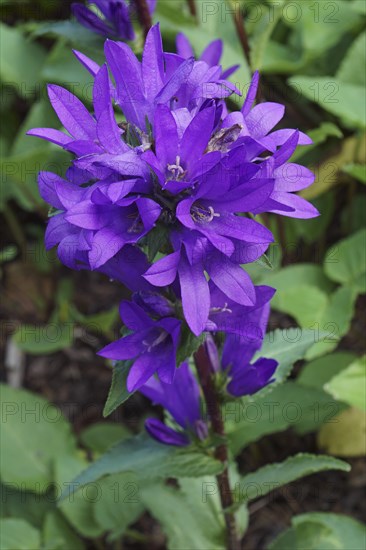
[194,344,240,550]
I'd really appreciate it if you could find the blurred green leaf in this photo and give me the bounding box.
[80,423,131,454]
[0,23,46,98]
[42,511,85,550]
[269,512,366,550]
[239,453,349,503]
[342,163,366,183]
[336,31,366,87]
[93,473,144,541]
[142,478,226,550]
[56,454,105,538]
[289,76,365,129]
[13,322,74,354]
[227,382,344,455]
[298,351,357,389]
[0,385,76,491]
[325,355,366,410]
[0,518,41,550]
[0,484,51,529]
[323,229,366,292]
[31,20,103,49]
[41,42,103,102]
[11,100,61,156]
[305,286,358,360]
[261,264,334,293]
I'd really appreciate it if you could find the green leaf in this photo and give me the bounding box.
[145,225,169,262]
[325,355,366,410]
[0,23,46,98]
[41,42,104,102]
[42,511,85,550]
[323,229,366,291]
[261,264,334,294]
[226,382,345,455]
[0,384,76,491]
[270,512,366,550]
[13,323,74,354]
[337,31,366,87]
[271,285,329,328]
[56,454,104,538]
[250,3,283,71]
[254,329,319,386]
[93,473,144,541]
[293,1,362,57]
[32,20,103,48]
[103,361,134,417]
[73,306,119,339]
[0,484,51,528]
[176,327,205,366]
[342,163,366,184]
[80,423,131,454]
[318,407,366,457]
[11,100,60,156]
[142,478,226,550]
[298,351,357,389]
[0,518,41,550]
[239,454,349,503]
[305,286,358,360]
[288,76,366,129]
[60,435,224,499]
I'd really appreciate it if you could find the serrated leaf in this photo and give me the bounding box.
[253,329,319,386]
[60,435,224,500]
[238,454,349,503]
[103,361,134,417]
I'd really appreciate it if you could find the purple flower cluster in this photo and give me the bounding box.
[72,0,156,40]
[29,25,317,445]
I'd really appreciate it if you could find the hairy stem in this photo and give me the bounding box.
[134,0,152,38]
[194,344,240,550]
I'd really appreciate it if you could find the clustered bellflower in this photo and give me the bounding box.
[29,24,317,445]
[72,0,156,41]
